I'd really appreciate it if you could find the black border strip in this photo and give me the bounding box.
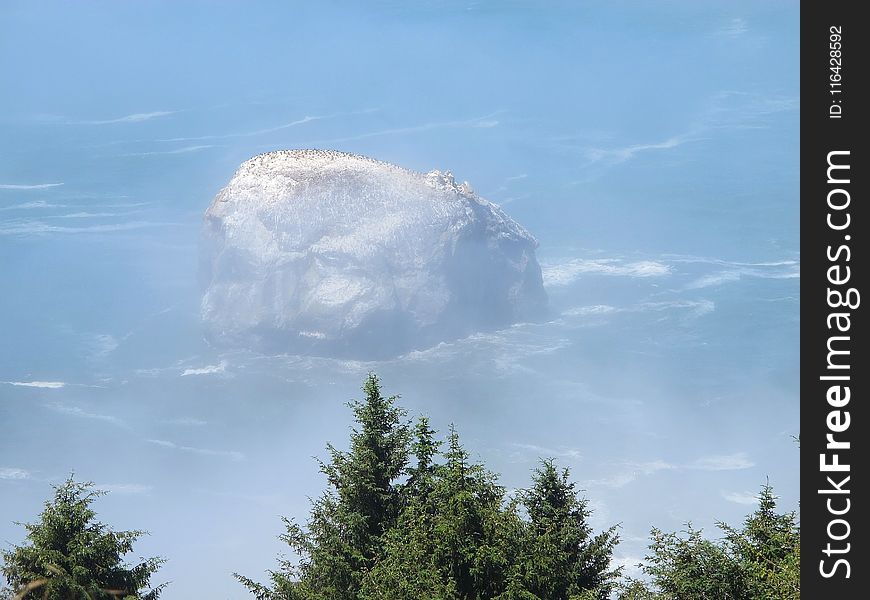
[802,3,867,596]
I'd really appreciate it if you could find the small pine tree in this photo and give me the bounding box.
[721,484,799,599]
[1,476,165,600]
[404,416,439,500]
[642,525,746,599]
[616,579,659,600]
[631,484,799,600]
[517,460,619,600]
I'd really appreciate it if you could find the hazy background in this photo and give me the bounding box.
[1,1,798,598]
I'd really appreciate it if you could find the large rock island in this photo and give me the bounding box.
[201,150,547,358]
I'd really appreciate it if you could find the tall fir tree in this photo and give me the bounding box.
[236,373,410,600]
[428,425,516,598]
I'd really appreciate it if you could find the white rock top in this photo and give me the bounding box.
[201,150,547,358]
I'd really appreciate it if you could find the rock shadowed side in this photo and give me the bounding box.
[200,150,547,358]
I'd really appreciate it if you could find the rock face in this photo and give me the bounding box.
[200,150,547,358]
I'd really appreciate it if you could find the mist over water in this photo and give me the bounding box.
[1,2,798,597]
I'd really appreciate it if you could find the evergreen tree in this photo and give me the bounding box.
[360,425,521,599]
[616,579,659,600]
[238,375,622,600]
[641,525,747,599]
[625,484,799,600]
[721,485,799,599]
[404,416,439,501]
[517,460,619,600]
[428,426,516,598]
[1,477,165,600]
[236,373,410,600]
